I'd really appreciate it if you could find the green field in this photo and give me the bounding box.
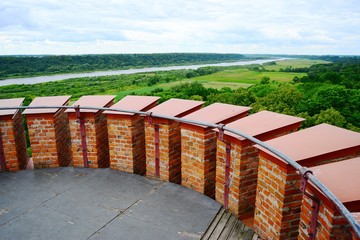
[185,59,330,89]
[264,59,330,71]
[191,68,306,88]
[202,81,253,89]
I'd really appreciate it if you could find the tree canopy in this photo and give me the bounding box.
[0,53,245,79]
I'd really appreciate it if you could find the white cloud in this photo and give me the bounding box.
[0,0,359,55]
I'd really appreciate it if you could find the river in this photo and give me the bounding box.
[0,58,287,86]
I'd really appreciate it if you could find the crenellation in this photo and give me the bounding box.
[66,95,115,168]
[0,107,28,171]
[254,124,360,239]
[145,119,182,183]
[1,97,359,240]
[298,158,359,240]
[23,96,72,169]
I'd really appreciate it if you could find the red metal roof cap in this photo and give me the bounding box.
[23,96,71,115]
[0,98,25,116]
[255,124,360,162]
[148,98,204,117]
[183,103,250,127]
[66,95,115,113]
[224,110,304,140]
[310,157,360,204]
[104,96,160,115]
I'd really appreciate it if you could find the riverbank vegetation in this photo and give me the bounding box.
[0,53,247,79]
[1,57,359,132]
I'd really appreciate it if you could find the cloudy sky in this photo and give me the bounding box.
[0,0,359,55]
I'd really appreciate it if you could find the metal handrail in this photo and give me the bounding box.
[1,104,359,237]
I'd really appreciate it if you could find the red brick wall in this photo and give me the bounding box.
[254,156,302,239]
[253,147,360,239]
[69,113,84,167]
[108,115,146,175]
[132,116,146,175]
[0,119,18,171]
[27,114,59,168]
[69,112,110,168]
[181,127,217,198]
[69,113,95,167]
[215,127,301,220]
[0,112,28,171]
[145,119,182,183]
[27,110,72,168]
[95,112,110,168]
[299,190,353,240]
[13,111,28,170]
[53,109,72,167]
[215,139,259,219]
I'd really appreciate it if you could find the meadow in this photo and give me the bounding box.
[263,59,330,71]
[190,59,329,89]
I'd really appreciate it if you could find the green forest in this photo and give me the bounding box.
[0,56,359,132]
[0,53,246,79]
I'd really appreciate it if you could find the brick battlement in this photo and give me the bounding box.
[0,96,359,240]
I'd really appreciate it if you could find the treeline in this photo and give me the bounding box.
[248,54,349,62]
[299,58,360,88]
[0,53,245,79]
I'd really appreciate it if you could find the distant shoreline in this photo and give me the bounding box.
[0,58,287,87]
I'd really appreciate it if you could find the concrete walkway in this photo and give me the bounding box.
[0,168,221,240]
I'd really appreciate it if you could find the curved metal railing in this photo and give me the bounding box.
[1,104,359,238]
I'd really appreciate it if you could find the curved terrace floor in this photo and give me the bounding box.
[0,168,221,240]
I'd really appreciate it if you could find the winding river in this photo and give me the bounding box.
[0,58,287,86]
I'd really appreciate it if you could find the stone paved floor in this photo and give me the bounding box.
[0,168,220,240]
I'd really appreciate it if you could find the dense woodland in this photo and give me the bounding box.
[0,56,359,132]
[0,53,246,79]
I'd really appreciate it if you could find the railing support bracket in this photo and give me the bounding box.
[300,167,320,240]
[74,105,89,168]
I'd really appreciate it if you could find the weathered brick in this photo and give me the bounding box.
[145,118,182,183]
[253,125,360,239]
[253,155,359,239]
[107,115,146,175]
[68,111,111,168]
[26,109,72,168]
[298,189,353,240]
[181,126,217,198]
[0,111,28,171]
